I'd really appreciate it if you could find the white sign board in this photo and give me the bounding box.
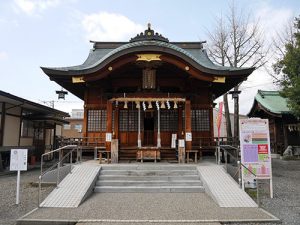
[171,133,177,148]
[239,118,273,198]
[10,149,28,171]
[106,133,112,142]
[178,139,185,148]
[185,132,192,141]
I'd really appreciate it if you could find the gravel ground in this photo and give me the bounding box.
[0,169,54,225]
[224,158,300,225]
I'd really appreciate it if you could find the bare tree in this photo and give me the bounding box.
[269,18,296,83]
[206,1,268,143]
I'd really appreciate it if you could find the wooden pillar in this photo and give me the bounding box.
[114,108,119,139]
[157,108,161,148]
[0,103,5,146]
[178,107,183,139]
[82,91,88,138]
[185,100,192,151]
[0,103,5,171]
[106,101,113,151]
[138,108,141,148]
[282,120,288,152]
[18,108,23,147]
[209,106,214,144]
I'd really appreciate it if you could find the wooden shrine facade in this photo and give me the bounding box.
[42,25,254,160]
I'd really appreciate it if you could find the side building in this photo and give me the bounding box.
[0,90,69,170]
[248,90,300,155]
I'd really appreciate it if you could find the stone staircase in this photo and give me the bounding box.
[94,165,204,193]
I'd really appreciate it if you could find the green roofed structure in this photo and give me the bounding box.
[248,90,300,155]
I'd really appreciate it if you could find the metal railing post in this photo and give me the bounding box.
[257,179,260,206]
[224,150,228,172]
[56,163,60,187]
[38,176,41,207]
[237,160,241,188]
[70,150,73,174]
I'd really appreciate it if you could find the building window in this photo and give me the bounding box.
[192,109,210,131]
[160,110,178,131]
[21,120,34,137]
[63,124,71,130]
[119,110,138,131]
[87,110,107,132]
[74,124,82,132]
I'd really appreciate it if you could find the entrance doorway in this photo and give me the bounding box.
[144,111,155,145]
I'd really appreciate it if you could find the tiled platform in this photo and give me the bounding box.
[40,163,100,208]
[197,164,257,207]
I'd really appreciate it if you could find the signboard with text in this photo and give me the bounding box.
[10,149,28,171]
[239,118,273,197]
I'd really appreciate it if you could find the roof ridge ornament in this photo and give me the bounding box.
[130,23,169,43]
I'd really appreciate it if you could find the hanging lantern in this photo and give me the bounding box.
[124,101,128,109]
[148,101,153,109]
[142,101,146,111]
[174,101,178,109]
[135,101,140,109]
[56,89,68,100]
[161,101,166,109]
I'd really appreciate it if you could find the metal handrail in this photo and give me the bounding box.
[38,145,81,207]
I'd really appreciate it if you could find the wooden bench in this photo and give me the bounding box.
[136,147,160,163]
[95,147,111,164]
[186,149,198,163]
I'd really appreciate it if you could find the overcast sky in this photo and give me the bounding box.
[0,0,299,114]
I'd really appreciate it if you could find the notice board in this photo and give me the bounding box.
[239,118,273,197]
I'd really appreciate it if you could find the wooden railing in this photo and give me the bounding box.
[192,136,239,149]
[58,137,105,149]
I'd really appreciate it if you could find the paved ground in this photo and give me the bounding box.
[1,158,299,225]
[19,192,275,222]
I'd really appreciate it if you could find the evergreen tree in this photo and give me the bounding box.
[274,16,300,117]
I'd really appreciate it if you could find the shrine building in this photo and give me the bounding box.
[42,25,254,161]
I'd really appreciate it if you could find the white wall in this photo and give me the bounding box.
[20,137,33,146]
[3,115,20,146]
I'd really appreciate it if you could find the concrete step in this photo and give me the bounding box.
[94,186,205,193]
[100,165,197,170]
[98,175,200,181]
[100,170,198,176]
[96,180,203,186]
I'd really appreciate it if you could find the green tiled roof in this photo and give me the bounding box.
[43,40,251,74]
[255,90,290,114]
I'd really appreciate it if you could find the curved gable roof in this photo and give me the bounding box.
[42,40,254,77]
[248,90,291,116]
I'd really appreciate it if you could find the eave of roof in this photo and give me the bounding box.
[248,90,291,116]
[0,90,70,117]
[41,40,254,77]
